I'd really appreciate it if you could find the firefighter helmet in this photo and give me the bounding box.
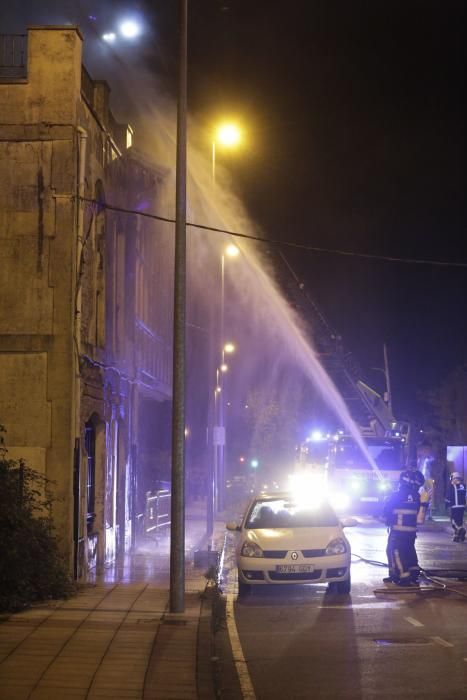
[399,469,424,490]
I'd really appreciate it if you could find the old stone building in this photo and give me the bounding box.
[0,26,173,578]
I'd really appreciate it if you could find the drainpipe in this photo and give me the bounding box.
[76,127,87,360]
[73,126,87,578]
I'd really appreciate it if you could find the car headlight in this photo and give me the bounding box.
[240,541,264,558]
[326,538,347,555]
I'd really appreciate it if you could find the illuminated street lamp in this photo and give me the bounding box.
[218,123,241,146]
[212,122,242,183]
[225,243,240,258]
[119,19,141,39]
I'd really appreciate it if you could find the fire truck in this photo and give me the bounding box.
[294,380,411,513]
[327,431,408,512]
[295,427,409,513]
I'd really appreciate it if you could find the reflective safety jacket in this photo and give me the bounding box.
[383,490,420,533]
[446,482,467,508]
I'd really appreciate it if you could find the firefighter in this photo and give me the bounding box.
[400,459,425,492]
[445,472,466,542]
[383,473,421,586]
[423,475,435,521]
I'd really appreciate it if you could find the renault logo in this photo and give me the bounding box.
[291,551,298,560]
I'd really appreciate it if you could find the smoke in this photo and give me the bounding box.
[124,73,381,476]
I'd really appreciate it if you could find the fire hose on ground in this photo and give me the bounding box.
[352,552,467,599]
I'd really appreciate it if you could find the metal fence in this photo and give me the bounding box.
[0,34,27,79]
[143,489,171,539]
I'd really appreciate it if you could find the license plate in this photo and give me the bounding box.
[361,496,378,502]
[275,564,314,573]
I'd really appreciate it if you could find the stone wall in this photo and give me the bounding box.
[0,25,173,578]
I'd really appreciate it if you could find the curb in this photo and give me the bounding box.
[197,584,219,699]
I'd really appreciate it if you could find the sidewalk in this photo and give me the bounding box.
[420,514,451,533]
[0,504,226,700]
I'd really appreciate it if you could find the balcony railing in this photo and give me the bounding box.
[0,34,27,79]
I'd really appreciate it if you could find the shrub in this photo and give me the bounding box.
[0,427,74,612]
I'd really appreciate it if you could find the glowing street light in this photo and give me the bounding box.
[212,122,242,182]
[220,363,228,372]
[119,19,141,39]
[224,342,235,354]
[217,123,241,147]
[102,32,116,43]
[225,243,240,258]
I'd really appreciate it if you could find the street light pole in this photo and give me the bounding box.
[215,247,239,513]
[206,382,214,538]
[209,123,241,518]
[212,140,216,183]
[217,254,226,512]
[170,0,187,615]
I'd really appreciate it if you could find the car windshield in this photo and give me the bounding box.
[245,498,339,529]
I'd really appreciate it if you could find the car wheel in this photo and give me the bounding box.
[238,579,251,597]
[335,576,351,594]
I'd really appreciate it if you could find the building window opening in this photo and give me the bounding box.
[85,421,96,534]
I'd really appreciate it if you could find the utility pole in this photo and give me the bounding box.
[170,0,187,614]
[383,342,393,416]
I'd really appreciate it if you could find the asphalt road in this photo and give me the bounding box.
[216,518,467,699]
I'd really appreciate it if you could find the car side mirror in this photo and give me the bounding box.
[226,521,241,531]
[341,517,358,528]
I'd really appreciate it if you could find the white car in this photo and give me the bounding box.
[226,492,354,596]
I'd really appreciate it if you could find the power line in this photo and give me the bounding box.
[81,196,467,269]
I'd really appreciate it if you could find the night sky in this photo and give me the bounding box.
[182,0,466,420]
[2,1,466,423]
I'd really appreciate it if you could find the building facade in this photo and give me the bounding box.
[0,26,172,578]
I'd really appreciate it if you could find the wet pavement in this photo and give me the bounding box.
[0,502,225,700]
[215,513,467,700]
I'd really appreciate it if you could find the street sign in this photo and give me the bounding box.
[213,426,225,446]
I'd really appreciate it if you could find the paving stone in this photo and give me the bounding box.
[0,684,35,700]
[0,515,225,700]
[30,686,88,699]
